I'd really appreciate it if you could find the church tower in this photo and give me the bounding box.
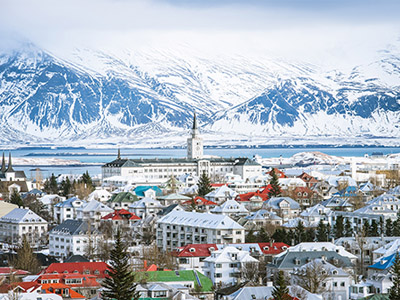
[187,112,203,159]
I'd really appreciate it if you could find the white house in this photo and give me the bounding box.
[291,259,353,300]
[205,185,238,204]
[49,219,102,258]
[0,208,48,246]
[54,197,87,223]
[87,189,112,202]
[129,197,164,219]
[203,246,258,285]
[210,199,249,218]
[156,211,245,251]
[76,199,113,225]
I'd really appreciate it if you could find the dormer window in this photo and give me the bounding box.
[189,248,195,252]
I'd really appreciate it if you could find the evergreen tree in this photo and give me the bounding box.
[10,190,23,207]
[334,215,345,239]
[316,220,328,242]
[245,229,257,243]
[12,235,40,274]
[258,228,269,242]
[387,219,394,237]
[369,220,379,237]
[272,229,286,243]
[272,271,290,300]
[379,217,385,236]
[82,170,93,187]
[60,177,72,197]
[394,212,400,236]
[268,169,281,198]
[295,221,305,244]
[389,253,400,300]
[101,230,139,300]
[305,228,316,242]
[197,171,213,197]
[344,218,353,237]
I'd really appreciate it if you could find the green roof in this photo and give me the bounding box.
[109,192,138,203]
[135,270,212,292]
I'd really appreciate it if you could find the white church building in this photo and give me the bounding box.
[102,113,261,182]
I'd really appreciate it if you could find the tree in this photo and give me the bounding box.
[272,271,290,300]
[241,261,260,286]
[387,219,394,237]
[101,230,140,300]
[60,177,72,197]
[293,260,329,294]
[268,169,281,198]
[197,171,212,197]
[393,212,400,236]
[344,218,353,237]
[12,235,40,274]
[316,220,328,242]
[9,190,23,207]
[389,253,400,300]
[333,215,345,239]
[295,221,306,244]
[82,171,93,187]
[369,220,378,237]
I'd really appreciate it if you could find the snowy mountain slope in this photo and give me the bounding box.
[0,42,400,146]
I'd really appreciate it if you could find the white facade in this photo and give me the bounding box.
[156,211,245,251]
[0,208,48,246]
[203,246,258,285]
[128,197,164,219]
[76,199,113,224]
[187,113,203,160]
[53,197,87,224]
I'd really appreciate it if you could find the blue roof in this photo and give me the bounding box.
[54,196,85,208]
[369,252,398,270]
[134,186,163,197]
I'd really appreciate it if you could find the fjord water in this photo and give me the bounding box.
[4,146,400,179]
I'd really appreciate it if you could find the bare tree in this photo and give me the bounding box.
[292,260,329,294]
[289,286,308,300]
[241,261,260,286]
[355,226,368,278]
[141,244,177,270]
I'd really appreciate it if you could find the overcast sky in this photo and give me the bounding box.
[1,0,400,68]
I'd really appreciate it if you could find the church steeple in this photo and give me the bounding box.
[1,152,5,173]
[192,112,198,130]
[6,152,14,172]
[117,148,121,159]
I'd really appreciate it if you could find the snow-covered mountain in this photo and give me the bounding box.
[0,42,399,147]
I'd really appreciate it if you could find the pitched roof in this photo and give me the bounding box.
[43,262,110,278]
[50,219,97,236]
[109,192,138,203]
[0,208,47,224]
[182,196,217,206]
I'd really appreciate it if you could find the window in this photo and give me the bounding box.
[215,273,222,278]
[340,282,345,287]
[333,282,337,287]
[216,264,222,268]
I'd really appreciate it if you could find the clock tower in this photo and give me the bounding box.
[187,112,203,159]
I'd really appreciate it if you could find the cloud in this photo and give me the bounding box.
[0,0,399,69]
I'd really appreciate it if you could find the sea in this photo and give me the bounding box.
[3,146,400,180]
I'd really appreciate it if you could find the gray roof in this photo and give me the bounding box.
[102,157,260,168]
[263,197,300,210]
[0,208,47,224]
[268,250,353,270]
[50,219,98,236]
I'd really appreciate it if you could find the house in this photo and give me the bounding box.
[279,178,307,191]
[182,196,217,212]
[133,186,163,198]
[54,197,87,224]
[108,192,138,210]
[320,197,354,212]
[262,197,301,221]
[240,209,283,230]
[101,208,140,227]
[284,186,319,208]
[156,211,245,251]
[76,199,113,225]
[0,201,18,218]
[87,189,112,202]
[203,246,258,286]
[300,204,332,227]
[49,220,102,258]
[158,193,192,206]
[129,197,164,219]
[298,172,318,188]
[0,208,48,245]
[210,199,249,218]
[43,261,109,280]
[0,291,62,300]
[269,168,286,178]
[235,186,270,211]
[136,282,200,300]
[291,259,353,300]
[205,185,238,204]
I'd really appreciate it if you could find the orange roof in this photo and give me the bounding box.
[44,262,110,278]
[182,196,217,206]
[41,283,85,299]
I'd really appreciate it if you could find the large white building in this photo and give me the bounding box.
[0,208,48,246]
[156,211,245,251]
[203,246,258,285]
[49,219,102,258]
[102,114,261,182]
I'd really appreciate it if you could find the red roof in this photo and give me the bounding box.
[102,209,140,221]
[182,196,217,206]
[43,262,110,278]
[173,244,218,257]
[210,183,227,187]
[269,168,287,178]
[37,273,100,288]
[0,267,30,276]
[236,185,271,202]
[40,283,85,299]
[258,242,290,255]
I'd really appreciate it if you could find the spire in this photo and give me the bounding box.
[1,152,5,173]
[6,152,14,172]
[192,112,197,130]
[117,148,121,159]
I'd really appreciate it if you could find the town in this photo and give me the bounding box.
[1,115,400,300]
